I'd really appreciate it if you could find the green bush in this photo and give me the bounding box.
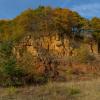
[0,46,48,86]
[1,57,24,86]
[0,41,12,57]
[0,42,25,86]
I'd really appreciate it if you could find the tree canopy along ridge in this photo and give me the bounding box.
[0,6,100,43]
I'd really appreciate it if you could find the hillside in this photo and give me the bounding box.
[0,6,100,86]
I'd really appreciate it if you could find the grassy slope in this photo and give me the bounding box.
[0,78,100,100]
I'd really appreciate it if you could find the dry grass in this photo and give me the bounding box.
[0,78,100,100]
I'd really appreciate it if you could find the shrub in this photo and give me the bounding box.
[17,52,49,85]
[76,47,96,63]
[0,41,12,57]
[6,86,17,95]
[1,57,24,86]
[68,87,80,96]
[0,41,26,86]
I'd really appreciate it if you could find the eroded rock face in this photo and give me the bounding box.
[13,34,98,59]
[13,36,38,59]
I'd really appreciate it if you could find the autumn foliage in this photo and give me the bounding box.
[0,6,100,86]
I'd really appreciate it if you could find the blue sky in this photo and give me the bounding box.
[0,0,100,19]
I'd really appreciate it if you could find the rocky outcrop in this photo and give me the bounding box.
[13,34,98,59]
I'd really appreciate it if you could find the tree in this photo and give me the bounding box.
[90,17,100,53]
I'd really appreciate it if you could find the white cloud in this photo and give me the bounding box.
[71,3,100,18]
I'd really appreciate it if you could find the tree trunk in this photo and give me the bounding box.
[98,40,100,53]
